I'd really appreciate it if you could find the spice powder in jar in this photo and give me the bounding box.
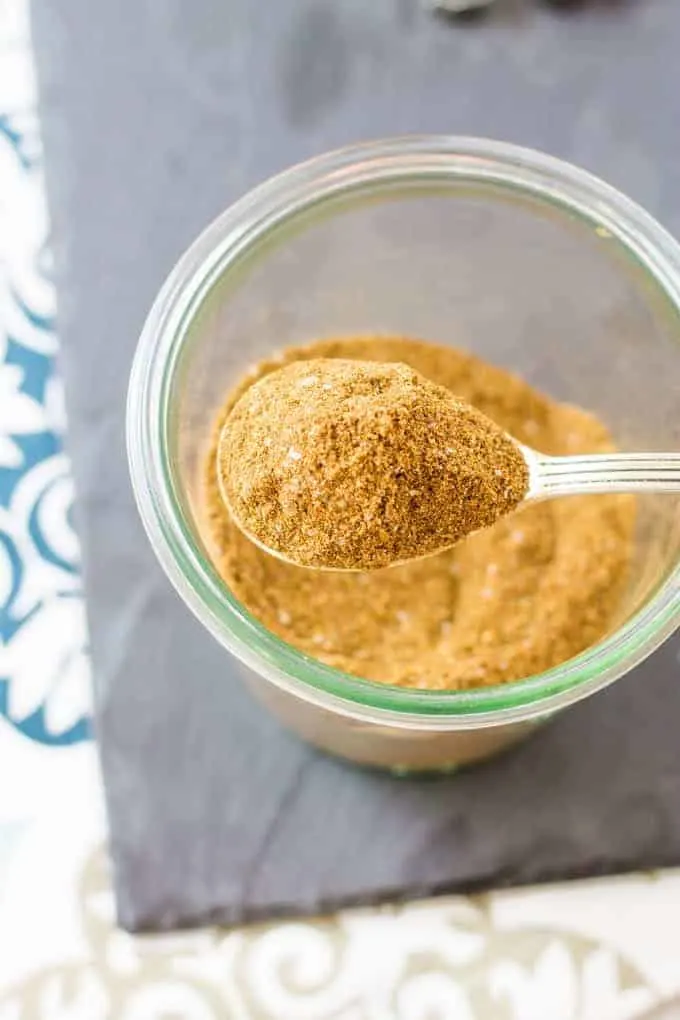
[217,358,529,571]
[201,336,635,691]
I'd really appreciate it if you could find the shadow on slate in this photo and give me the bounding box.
[31,0,680,931]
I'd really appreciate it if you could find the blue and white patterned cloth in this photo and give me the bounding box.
[0,0,90,747]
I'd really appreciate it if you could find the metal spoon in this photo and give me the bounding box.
[521,446,680,501]
[219,437,680,572]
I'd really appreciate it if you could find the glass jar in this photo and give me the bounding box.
[127,137,680,772]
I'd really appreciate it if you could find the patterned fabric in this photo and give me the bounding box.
[0,0,90,746]
[1,0,679,1015]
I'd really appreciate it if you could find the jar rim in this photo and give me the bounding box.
[127,135,680,729]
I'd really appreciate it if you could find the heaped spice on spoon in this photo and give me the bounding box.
[218,358,529,570]
[202,335,635,692]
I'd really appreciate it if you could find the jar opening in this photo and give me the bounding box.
[128,136,680,727]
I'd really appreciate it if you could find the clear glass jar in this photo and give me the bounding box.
[127,137,680,772]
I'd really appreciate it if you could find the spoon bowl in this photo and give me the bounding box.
[220,432,680,573]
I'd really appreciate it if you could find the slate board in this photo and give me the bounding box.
[31,0,680,931]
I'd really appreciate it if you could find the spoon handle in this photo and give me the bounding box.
[529,452,680,499]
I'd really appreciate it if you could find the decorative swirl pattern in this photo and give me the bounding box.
[0,20,90,745]
[0,846,660,1019]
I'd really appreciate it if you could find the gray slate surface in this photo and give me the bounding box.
[31,0,680,931]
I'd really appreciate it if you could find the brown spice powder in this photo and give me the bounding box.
[218,358,529,570]
[202,336,635,691]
